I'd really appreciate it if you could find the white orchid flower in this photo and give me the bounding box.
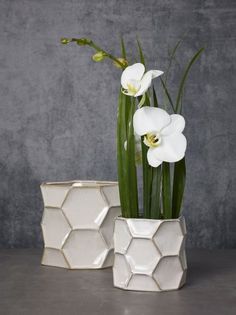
[121,63,163,97]
[133,106,187,167]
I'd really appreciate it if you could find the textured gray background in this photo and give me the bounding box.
[0,0,235,248]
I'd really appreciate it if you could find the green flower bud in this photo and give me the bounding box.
[61,37,71,45]
[75,38,92,46]
[92,51,107,62]
[113,58,128,69]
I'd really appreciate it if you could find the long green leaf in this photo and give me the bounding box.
[117,93,139,218]
[126,97,139,217]
[141,143,152,217]
[172,158,186,218]
[136,38,146,66]
[117,92,129,217]
[117,37,139,218]
[160,78,175,112]
[120,36,126,59]
[175,48,204,114]
[153,87,158,107]
[150,166,162,219]
[162,37,184,111]
[162,162,172,219]
[165,36,186,85]
[141,139,148,217]
[171,49,203,218]
[149,87,161,219]
[136,40,153,218]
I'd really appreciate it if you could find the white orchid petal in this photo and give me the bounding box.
[147,69,164,79]
[152,133,187,163]
[161,114,186,136]
[133,106,171,136]
[134,72,152,97]
[147,148,163,167]
[121,63,145,89]
[135,70,163,97]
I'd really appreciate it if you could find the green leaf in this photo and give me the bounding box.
[172,158,186,218]
[162,37,185,111]
[152,87,158,107]
[162,162,172,219]
[141,147,153,219]
[160,78,175,112]
[117,92,129,217]
[126,97,139,218]
[165,36,185,84]
[136,38,146,66]
[136,39,153,218]
[120,36,126,59]
[175,47,204,114]
[150,88,162,218]
[140,92,152,218]
[150,166,162,219]
[117,91,139,218]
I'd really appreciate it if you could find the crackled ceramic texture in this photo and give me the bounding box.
[113,217,187,292]
[41,181,121,269]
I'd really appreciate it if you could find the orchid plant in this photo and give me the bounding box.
[61,36,203,219]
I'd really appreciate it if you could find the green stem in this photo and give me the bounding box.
[71,38,125,69]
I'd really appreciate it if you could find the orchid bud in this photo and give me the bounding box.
[75,38,92,46]
[113,58,128,69]
[92,51,107,62]
[61,38,71,45]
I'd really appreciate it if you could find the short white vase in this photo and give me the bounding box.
[40,180,121,269]
[113,216,187,292]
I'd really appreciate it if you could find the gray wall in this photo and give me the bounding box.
[0,0,235,248]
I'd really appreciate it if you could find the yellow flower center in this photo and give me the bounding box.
[126,83,139,96]
[143,133,161,148]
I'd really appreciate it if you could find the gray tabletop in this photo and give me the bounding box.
[0,249,235,315]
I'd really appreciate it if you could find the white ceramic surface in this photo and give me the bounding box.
[113,216,187,292]
[41,181,121,269]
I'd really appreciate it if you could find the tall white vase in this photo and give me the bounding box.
[113,216,187,291]
[41,181,121,269]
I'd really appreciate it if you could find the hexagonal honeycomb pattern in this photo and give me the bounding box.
[113,217,187,292]
[40,181,121,269]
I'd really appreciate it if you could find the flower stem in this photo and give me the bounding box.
[70,38,126,69]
